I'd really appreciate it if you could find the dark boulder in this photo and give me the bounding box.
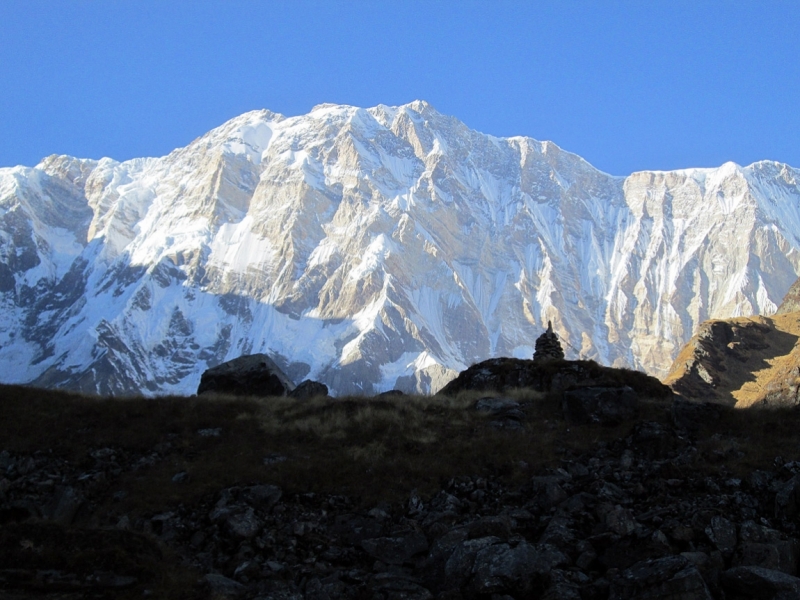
[289,380,329,400]
[609,556,713,600]
[361,531,429,565]
[197,354,294,397]
[377,389,406,398]
[475,397,526,430]
[721,565,800,599]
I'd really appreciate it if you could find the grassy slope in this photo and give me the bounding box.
[3,383,800,508]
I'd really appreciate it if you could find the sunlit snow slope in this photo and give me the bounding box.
[2,101,800,396]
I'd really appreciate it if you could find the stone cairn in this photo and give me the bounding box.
[533,320,565,362]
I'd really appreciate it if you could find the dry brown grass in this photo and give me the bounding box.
[0,385,633,511]
[4,382,800,512]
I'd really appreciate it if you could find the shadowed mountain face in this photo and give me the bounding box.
[3,101,800,396]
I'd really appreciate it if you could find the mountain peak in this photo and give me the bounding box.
[2,103,800,396]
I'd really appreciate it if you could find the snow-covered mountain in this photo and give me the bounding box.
[2,100,800,396]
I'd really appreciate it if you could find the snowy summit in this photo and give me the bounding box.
[1,101,800,396]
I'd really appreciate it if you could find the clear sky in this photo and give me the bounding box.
[2,1,798,176]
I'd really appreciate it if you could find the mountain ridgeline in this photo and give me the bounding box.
[2,101,800,396]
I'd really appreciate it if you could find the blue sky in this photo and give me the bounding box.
[2,1,798,176]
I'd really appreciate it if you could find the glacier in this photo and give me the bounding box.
[1,100,800,396]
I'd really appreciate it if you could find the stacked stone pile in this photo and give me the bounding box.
[534,321,565,362]
[3,399,800,598]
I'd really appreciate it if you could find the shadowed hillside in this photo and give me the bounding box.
[5,382,800,598]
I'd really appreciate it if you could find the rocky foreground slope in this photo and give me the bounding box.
[3,101,800,396]
[4,380,800,599]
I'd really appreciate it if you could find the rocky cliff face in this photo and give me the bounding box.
[3,101,800,396]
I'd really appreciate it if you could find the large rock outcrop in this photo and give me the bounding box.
[438,357,671,399]
[663,313,800,408]
[197,354,294,397]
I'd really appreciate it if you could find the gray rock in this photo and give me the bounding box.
[490,418,525,430]
[444,536,502,590]
[197,428,222,437]
[542,569,587,600]
[242,484,282,508]
[604,504,638,537]
[775,475,800,520]
[467,516,513,541]
[738,521,799,575]
[368,572,433,600]
[408,490,424,516]
[705,515,738,557]
[539,516,577,550]
[289,379,329,399]
[330,514,384,545]
[417,528,468,591]
[305,576,352,600]
[0,450,11,471]
[203,573,247,596]
[610,556,714,600]
[233,511,263,540]
[44,486,83,525]
[233,560,260,581]
[15,456,36,475]
[361,531,429,565]
[263,453,288,465]
[197,353,294,397]
[739,543,784,573]
[681,552,711,570]
[93,572,139,588]
[721,565,800,599]
[220,507,261,538]
[474,396,520,415]
[563,386,639,425]
[470,542,569,595]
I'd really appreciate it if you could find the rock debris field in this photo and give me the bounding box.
[4,386,800,599]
